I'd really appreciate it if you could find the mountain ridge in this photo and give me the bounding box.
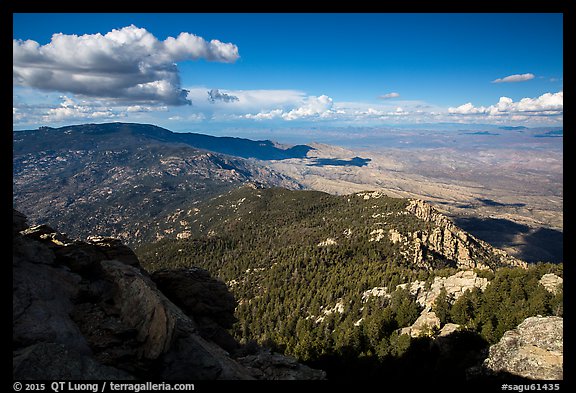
[16,122,315,160]
[139,186,526,272]
[13,122,305,246]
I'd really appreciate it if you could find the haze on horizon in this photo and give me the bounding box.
[13,13,563,144]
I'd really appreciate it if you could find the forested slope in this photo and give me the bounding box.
[137,186,562,380]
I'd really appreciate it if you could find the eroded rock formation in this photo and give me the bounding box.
[405,199,527,270]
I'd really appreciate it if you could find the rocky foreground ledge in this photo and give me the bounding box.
[12,209,325,380]
[482,316,563,380]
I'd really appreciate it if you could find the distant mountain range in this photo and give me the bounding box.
[19,122,314,160]
[13,122,306,245]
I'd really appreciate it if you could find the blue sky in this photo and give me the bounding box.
[13,13,563,138]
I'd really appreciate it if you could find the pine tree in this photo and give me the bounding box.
[450,290,475,326]
[392,289,420,328]
[433,287,451,324]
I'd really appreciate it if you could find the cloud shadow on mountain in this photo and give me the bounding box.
[306,157,371,167]
[475,198,526,208]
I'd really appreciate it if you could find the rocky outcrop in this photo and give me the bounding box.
[13,209,28,232]
[398,270,489,311]
[401,311,441,337]
[394,270,490,339]
[13,225,89,355]
[539,273,563,295]
[366,269,487,340]
[85,236,141,267]
[13,209,324,380]
[405,199,527,270]
[152,268,237,328]
[438,323,461,337]
[363,270,489,338]
[482,316,563,380]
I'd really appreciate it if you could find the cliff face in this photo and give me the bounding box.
[12,209,325,380]
[405,199,527,270]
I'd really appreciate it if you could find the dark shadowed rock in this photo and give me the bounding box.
[237,349,326,380]
[152,268,237,328]
[151,268,239,352]
[13,209,28,234]
[86,236,141,268]
[13,236,88,353]
[13,235,55,266]
[100,260,182,360]
[13,343,133,380]
[53,242,112,275]
[13,212,134,378]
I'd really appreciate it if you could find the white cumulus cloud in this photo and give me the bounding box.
[447,102,487,115]
[492,73,535,83]
[13,25,239,106]
[244,109,285,120]
[379,92,400,99]
[448,91,563,118]
[282,95,336,120]
[242,95,339,122]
